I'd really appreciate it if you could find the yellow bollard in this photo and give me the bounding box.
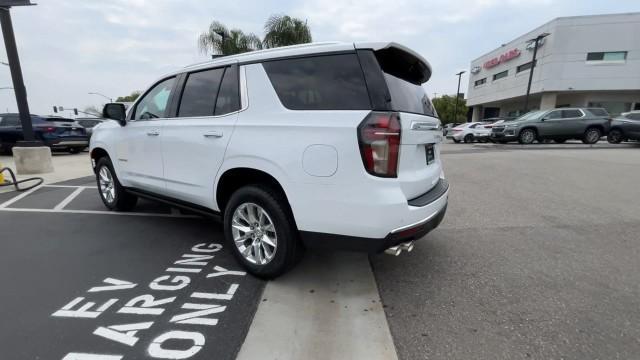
[0,162,4,185]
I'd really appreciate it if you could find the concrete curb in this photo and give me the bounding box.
[237,252,398,360]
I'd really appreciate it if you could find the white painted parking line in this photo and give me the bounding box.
[53,187,86,211]
[0,207,200,218]
[0,184,44,209]
[45,184,98,189]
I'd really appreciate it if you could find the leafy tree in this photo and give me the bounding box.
[263,14,312,48]
[198,20,263,55]
[115,91,141,103]
[432,95,468,124]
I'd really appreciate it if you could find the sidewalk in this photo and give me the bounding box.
[0,152,94,193]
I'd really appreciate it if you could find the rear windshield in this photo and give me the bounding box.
[263,54,371,111]
[373,49,436,117]
[383,73,436,117]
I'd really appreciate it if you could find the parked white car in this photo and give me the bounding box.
[447,122,483,143]
[91,42,449,278]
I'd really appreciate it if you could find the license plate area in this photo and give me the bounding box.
[425,144,435,165]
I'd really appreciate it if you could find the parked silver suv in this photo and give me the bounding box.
[491,108,610,144]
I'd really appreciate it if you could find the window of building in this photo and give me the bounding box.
[516,62,533,73]
[474,78,486,87]
[263,54,371,111]
[134,77,176,120]
[586,51,627,62]
[178,68,224,118]
[493,70,508,81]
[588,101,632,116]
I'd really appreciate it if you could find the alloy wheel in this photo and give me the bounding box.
[98,166,116,204]
[586,129,600,144]
[521,130,535,144]
[232,203,277,265]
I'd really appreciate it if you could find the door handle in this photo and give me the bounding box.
[203,131,223,138]
[147,130,160,136]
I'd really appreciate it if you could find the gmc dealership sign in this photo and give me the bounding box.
[483,49,521,69]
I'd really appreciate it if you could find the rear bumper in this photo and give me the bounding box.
[300,179,449,253]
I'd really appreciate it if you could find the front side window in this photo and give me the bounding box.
[134,77,176,120]
[1,115,19,126]
[178,68,224,118]
[627,113,640,120]
[546,110,562,119]
[263,54,371,111]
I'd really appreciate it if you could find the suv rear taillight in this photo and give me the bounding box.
[358,111,401,178]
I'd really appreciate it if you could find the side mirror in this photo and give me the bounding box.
[540,117,547,121]
[102,103,127,126]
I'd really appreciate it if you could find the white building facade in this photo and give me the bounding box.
[467,12,640,121]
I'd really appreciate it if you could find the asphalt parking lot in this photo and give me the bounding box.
[372,142,640,359]
[0,176,264,360]
[1,142,639,359]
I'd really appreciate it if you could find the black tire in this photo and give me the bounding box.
[607,129,624,144]
[224,185,303,279]
[518,128,536,144]
[463,134,474,143]
[554,139,567,144]
[582,127,601,144]
[498,140,509,144]
[95,157,138,211]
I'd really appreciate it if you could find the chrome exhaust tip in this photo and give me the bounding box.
[400,241,414,252]
[384,246,402,256]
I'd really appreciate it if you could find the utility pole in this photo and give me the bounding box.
[0,1,38,145]
[523,32,550,113]
[454,71,466,123]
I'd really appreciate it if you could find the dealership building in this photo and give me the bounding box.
[467,12,640,121]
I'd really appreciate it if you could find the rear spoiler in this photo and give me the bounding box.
[355,42,432,84]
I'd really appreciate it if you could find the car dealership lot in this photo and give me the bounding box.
[372,142,640,359]
[1,142,639,359]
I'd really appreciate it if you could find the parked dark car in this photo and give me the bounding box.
[607,111,640,143]
[491,108,611,144]
[0,113,89,154]
[75,117,106,138]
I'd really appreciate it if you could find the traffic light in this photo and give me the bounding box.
[53,106,57,113]
[74,108,78,116]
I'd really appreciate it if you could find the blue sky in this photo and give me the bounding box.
[0,0,638,115]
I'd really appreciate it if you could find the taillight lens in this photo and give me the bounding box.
[358,112,401,178]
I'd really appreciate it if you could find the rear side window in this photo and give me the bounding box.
[588,108,609,117]
[215,66,240,115]
[178,68,224,117]
[1,115,19,126]
[263,54,371,110]
[562,109,583,118]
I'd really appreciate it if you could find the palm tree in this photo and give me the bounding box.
[198,20,263,56]
[263,15,312,49]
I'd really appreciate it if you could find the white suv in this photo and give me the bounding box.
[92,42,449,278]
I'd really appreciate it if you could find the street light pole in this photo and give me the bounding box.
[454,70,466,123]
[523,32,550,113]
[0,3,38,145]
[88,92,113,102]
